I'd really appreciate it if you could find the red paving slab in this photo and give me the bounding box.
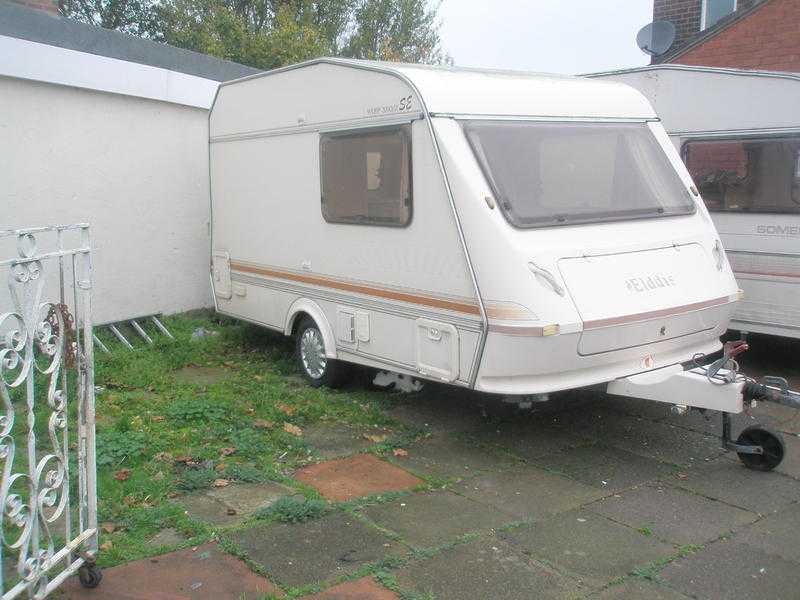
[60,543,280,599]
[304,577,399,599]
[295,454,423,501]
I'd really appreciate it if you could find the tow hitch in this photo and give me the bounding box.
[607,340,800,471]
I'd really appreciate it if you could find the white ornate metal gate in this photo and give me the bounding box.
[0,225,101,598]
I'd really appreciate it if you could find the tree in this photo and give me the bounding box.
[58,0,155,35]
[345,0,446,64]
[58,0,448,69]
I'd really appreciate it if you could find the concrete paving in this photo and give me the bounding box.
[231,512,402,588]
[587,483,757,545]
[70,347,800,598]
[179,481,293,526]
[394,538,586,600]
[660,537,800,600]
[60,543,279,599]
[498,510,675,589]
[302,577,399,599]
[361,491,510,548]
[295,454,423,501]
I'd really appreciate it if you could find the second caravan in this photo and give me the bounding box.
[589,65,800,340]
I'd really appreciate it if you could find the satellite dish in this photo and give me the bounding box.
[637,21,676,56]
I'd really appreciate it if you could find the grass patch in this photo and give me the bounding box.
[8,311,409,569]
[254,495,329,523]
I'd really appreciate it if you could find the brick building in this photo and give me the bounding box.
[652,0,800,71]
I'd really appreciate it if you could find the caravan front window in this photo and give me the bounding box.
[320,125,412,227]
[463,120,694,229]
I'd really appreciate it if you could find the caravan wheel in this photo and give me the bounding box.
[296,318,349,388]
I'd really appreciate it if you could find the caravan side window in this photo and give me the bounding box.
[683,137,800,214]
[320,125,412,226]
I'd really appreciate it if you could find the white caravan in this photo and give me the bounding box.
[210,59,799,470]
[589,65,800,340]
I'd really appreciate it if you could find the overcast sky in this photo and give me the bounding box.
[438,0,653,75]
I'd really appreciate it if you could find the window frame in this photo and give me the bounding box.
[701,0,737,30]
[319,123,414,228]
[681,133,800,215]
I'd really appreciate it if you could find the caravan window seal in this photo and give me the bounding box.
[319,123,414,228]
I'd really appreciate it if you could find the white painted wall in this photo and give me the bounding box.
[0,74,213,323]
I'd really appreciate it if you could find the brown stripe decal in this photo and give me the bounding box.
[231,261,482,315]
[583,296,731,330]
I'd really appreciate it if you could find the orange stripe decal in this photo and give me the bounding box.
[231,261,482,316]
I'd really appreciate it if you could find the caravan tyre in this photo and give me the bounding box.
[296,318,349,388]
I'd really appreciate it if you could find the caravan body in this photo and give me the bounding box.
[209,59,739,395]
[590,65,800,340]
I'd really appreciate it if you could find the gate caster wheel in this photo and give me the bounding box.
[736,426,785,471]
[78,563,103,588]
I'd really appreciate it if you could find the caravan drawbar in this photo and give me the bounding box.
[209,58,800,471]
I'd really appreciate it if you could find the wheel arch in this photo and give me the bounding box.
[284,298,338,359]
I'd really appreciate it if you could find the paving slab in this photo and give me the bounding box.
[499,510,674,589]
[453,464,607,520]
[590,579,691,599]
[295,454,422,501]
[661,538,800,600]
[172,365,227,386]
[302,576,399,599]
[773,432,800,479]
[533,443,676,492]
[597,394,677,422]
[587,576,690,600]
[179,481,293,526]
[735,502,800,563]
[385,386,493,434]
[302,423,376,459]
[147,527,187,547]
[587,483,757,545]
[387,433,518,480]
[669,458,800,514]
[467,417,591,462]
[232,512,401,588]
[599,415,725,467]
[394,539,585,600]
[361,491,510,548]
[60,543,280,599]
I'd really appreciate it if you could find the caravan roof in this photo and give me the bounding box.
[585,64,800,135]
[216,57,657,122]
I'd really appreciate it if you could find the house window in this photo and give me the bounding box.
[683,137,800,214]
[320,125,412,226]
[701,0,737,30]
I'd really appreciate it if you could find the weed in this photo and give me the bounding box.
[176,468,216,492]
[95,430,146,467]
[166,398,227,423]
[638,526,653,537]
[225,463,265,483]
[255,495,329,523]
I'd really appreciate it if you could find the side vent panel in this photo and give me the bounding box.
[415,319,459,382]
[337,308,356,344]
